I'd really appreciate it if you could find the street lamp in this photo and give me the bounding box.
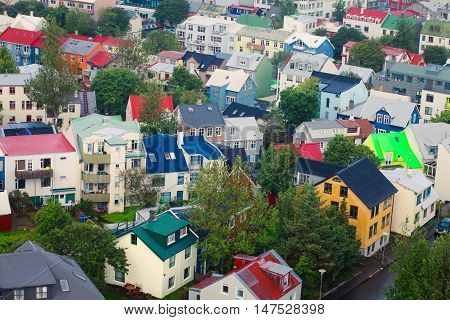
[318,269,326,300]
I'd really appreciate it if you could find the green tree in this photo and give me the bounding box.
[348,39,386,72]
[332,0,346,23]
[64,9,97,36]
[259,144,297,194]
[277,184,360,298]
[154,0,189,27]
[279,77,319,130]
[323,135,380,166]
[172,88,207,106]
[386,233,449,299]
[431,109,450,124]
[142,29,182,55]
[120,168,158,208]
[313,28,327,36]
[189,159,277,272]
[392,19,415,52]
[97,7,130,37]
[115,39,148,73]
[423,46,449,65]
[7,0,45,17]
[8,190,32,217]
[35,199,72,238]
[43,5,69,28]
[331,27,367,59]
[77,200,94,216]
[279,0,296,17]
[271,51,290,70]
[0,46,18,73]
[167,66,203,92]
[90,68,142,116]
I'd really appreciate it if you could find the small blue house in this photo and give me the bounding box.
[206,69,256,110]
[0,27,43,66]
[338,94,421,133]
[284,32,335,58]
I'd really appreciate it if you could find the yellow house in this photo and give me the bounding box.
[316,158,397,257]
[234,26,292,59]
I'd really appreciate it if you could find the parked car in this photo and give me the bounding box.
[435,217,450,236]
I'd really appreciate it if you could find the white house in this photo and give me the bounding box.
[419,20,450,54]
[435,137,450,202]
[382,168,439,236]
[343,7,389,38]
[419,90,450,122]
[105,210,198,299]
[0,134,80,208]
[224,117,263,162]
[189,250,302,300]
[282,15,319,33]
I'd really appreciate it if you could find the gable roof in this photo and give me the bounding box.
[0,134,75,156]
[381,168,433,194]
[0,241,104,299]
[409,123,450,160]
[158,51,184,60]
[178,103,225,128]
[335,158,397,209]
[222,102,266,120]
[10,13,46,31]
[183,51,225,72]
[338,64,375,83]
[60,38,101,56]
[143,134,189,174]
[226,52,266,71]
[296,157,344,179]
[206,69,250,92]
[311,71,362,94]
[87,51,112,67]
[282,52,331,75]
[236,26,292,42]
[286,32,331,49]
[345,7,389,23]
[127,95,174,121]
[0,27,43,47]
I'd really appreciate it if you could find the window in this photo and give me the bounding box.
[16,159,26,171]
[169,255,176,268]
[36,286,47,299]
[425,107,433,116]
[184,267,190,280]
[230,127,236,135]
[15,179,25,190]
[177,173,184,185]
[373,222,378,236]
[426,94,434,102]
[414,212,420,223]
[152,174,165,187]
[189,128,196,136]
[190,155,202,166]
[131,140,138,150]
[167,233,175,245]
[226,96,236,104]
[416,193,422,205]
[250,140,257,150]
[349,205,358,219]
[376,114,383,123]
[383,115,390,124]
[222,285,229,294]
[215,127,222,136]
[41,158,51,169]
[131,234,137,245]
[41,178,51,188]
[185,246,191,259]
[324,183,332,194]
[340,186,348,198]
[236,289,244,299]
[131,158,141,169]
[9,87,15,94]
[382,216,386,229]
[168,276,175,289]
[371,204,379,218]
[207,127,213,137]
[198,128,205,136]
[149,153,157,163]
[160,192,171,203]
[164,152,176,160]
[180,226,188,238]
[14,289,24,300]
[190,172,199,182]
[9,101,15,110]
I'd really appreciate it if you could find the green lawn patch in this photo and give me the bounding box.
[163,282,197,300]
[0,229,36,254]
[100,206,139,223]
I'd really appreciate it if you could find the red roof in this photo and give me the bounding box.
[381,45,407,56]
[354,119,374,139]
[88,51,112,67]
[157,51,184,60]
[274,143,323,162]
[229,5,259,12]
[0,134,75,156]
[345,7,389,24]
[408,52,426,66]
[194,250,301,300]
[0,27,44,47]
[128,95,174,121]
[64,34,129,47]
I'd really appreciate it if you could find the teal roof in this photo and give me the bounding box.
[118,211,197,261]
[381,15,418,31]
[236,15,273,29]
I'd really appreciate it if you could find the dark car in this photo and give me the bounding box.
[435,217,450,236]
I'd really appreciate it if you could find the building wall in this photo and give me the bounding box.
[1,42,40,66]
[183,126,225,145]
[105,232,197,299]
[419,33,450,54]
[253,57,273,98]
[343,17,384,38]
[419,90,450,122]
[150,171,189,203]
[190,273,256,300]
[62,42,106,73]
[46,0,116,20]
[435,143,450,202]
[235,34,286,59]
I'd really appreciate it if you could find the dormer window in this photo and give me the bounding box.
[164,152,176,160]
[149,153,156,163]
[383,115,390,124]
[376,114,383,123]
[180,226,188,238]
[167,233,175,245]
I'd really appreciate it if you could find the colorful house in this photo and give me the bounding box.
[189,250,302,300]
[363,131,422,169]
[275,143,323,162]
[343,7,389,38]
[316,158,397,257]
[105,210,198,299]
[0,27,44,66]
[294,157,344,185]
[224,117,263,163]
[284,32,335,58]
[125,95,174,122]
[183,51,228,85]
[380,14,418,37]
[60,38,106,74]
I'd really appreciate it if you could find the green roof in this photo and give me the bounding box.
[236,15,273,29]
[421,20,450,38]
[381,15,418,31]
[119,211,197,261]
[109,115,123,122]
[364,131,422,169]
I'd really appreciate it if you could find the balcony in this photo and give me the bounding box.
[15,169,53,180]
[246,42,264,51]
[82,172,110,184]
[82,191,110,203]
[82,152,111,164]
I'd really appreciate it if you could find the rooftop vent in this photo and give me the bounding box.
[188,107,194,112]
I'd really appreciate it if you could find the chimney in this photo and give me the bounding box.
[88,37,93,42]
[75,30,78,35]
[30,11,33,17]
[177,124,184,149]
[196,99,203,106]
[360,7,364,15]
[149,211,156,222]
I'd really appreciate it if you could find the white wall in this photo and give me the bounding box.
[435,143,450,202]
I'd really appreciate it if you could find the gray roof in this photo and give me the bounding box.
[381,168,433,193]
[338,65,375,83]
[226,52,265,71]
[282,52,330,75]
[178,104,225,128]
[388,63,450,82]
[76,91,97,117]
[410,123,450,160]
[236,26,292,42]
[0,73,33,86]
[0,241,104,300]
[304,119,342,130]
[60,38,100,56]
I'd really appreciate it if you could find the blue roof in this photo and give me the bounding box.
[182,136,222,160]
[143,134,189,174]
[312,71,362,94]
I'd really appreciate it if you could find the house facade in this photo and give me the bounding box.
[224,117,263,162]
[284,32,335,58]
[206,69,256,110]
[189,250,302,300]
[44,0,116,20]
[435,137,450,202]
[316,158,397,257]
[419,20,450,54]
[65,114,145,213]
[0,27,43,66]
[382,168,438,236]
[343,7,389,38]
[105,210,198,299]
[419,90,450,122]
[183,51,228,84]
[0,134,80,208]
[60,38,106,75]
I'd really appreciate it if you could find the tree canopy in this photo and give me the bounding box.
[64,9,97,36]
[332,0,346,23]
[348,39,386,72]
[271,51,290,70]
[279,0,296,17]
[331,27,367,59]
[154,0,189,27]
[0,46,18,73]
[391,19,415,52]
[115,39,148,73]
[143,30,182,55]
[323,135,380,166]
[120,168,158,208]
[431,109,450,124]
[423,46,449,65]
[97,7,130,37]
[166,66,205,105]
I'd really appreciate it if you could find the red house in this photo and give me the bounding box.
[125,95,174,122]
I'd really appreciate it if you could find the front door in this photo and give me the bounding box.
[26,115,32,122]
[177,191,183,201]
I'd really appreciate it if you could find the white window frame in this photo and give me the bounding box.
[36,286,47,299]
[167,233,175,245]
[180,226,188,238]
[236,288,244,299]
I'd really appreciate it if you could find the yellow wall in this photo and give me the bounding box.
[316,175,394,250]
[234,35,284,59]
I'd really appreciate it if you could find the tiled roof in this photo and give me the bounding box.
[87,51,112,67]
[143,134,189,174]
[128,95,174,121]
[0,134,75,156]
[345,7,389,23]
[0,27,43,47]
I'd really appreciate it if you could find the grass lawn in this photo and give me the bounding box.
[0,229,36,254]
[163,282,197,300]
[100,206,139,223]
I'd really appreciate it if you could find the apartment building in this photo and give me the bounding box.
[0,27,43,66]
[0,134,80,208]
[293,0,336,19]
[343,7,389,38]
[282,15,319,33]
[44,0,116,19]
[176,15,243,55]
[65,114,145,213]
[419,20,450,54]
[224,117,263,162]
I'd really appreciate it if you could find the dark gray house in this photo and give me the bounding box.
[0,241,104,300]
